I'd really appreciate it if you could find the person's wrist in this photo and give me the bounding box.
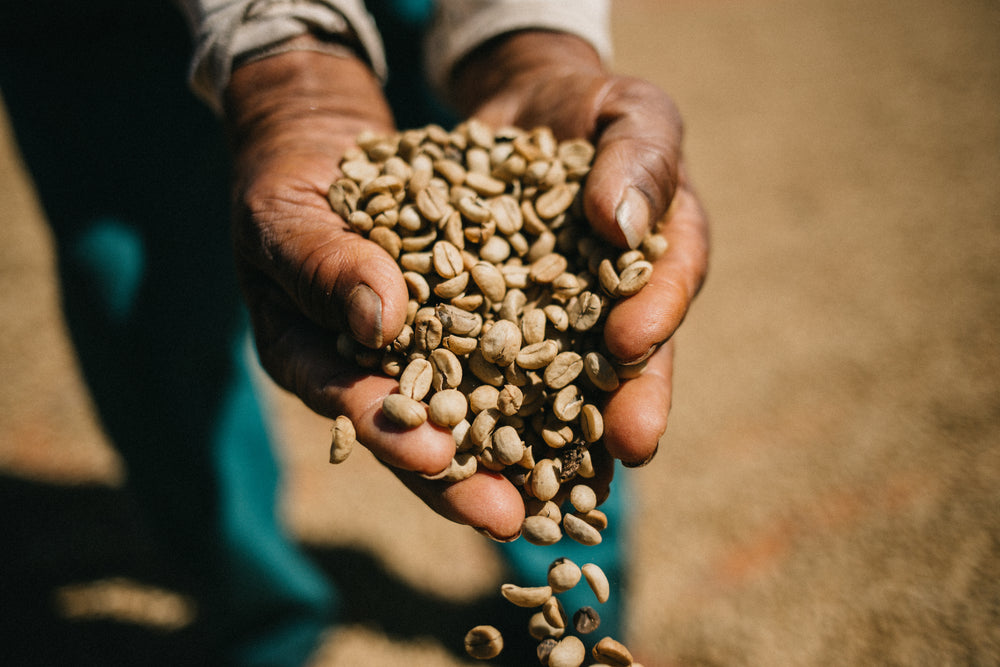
[449,30,606,117]
[231,32,363,71]
[224,44,393,178]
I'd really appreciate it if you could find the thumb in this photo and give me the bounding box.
[583,77,683,248]
[300,224,407,350]
[234,159,409,349]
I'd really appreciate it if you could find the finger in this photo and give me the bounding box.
[600,340,675,466]
[235,156,409,349]
[246,269,528,535]
[395,470,527,541]
[583,77,684,248]
[588,445,616,506]
[242,269,456,475]
[602,171,710,363]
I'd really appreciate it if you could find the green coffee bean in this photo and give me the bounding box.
[464,625,503,660]
[522,515,562,546]
[582,563,610,604]
[328,415,355,464]
[569,484,598,513]
[563,513,602,546]
[547,558,581,593]
[397,358,432,401]
[529,612,565,641]
[500,584,552,608]
[329,123,668,563]
[548,635,586,667]
[381,393,427,428]
[541,596,567,629]
[592,637,634,667]
[427,389,467,427]
[572,606,601,635]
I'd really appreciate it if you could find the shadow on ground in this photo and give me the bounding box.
[0,475,209,666]
[304,546,543,666]
[0,474,543,666]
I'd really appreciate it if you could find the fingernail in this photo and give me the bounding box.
[614,187,649,249]
[615,343,657,367]
[347,283,383,348]
[475,527,521,543]
[622,443,659,468]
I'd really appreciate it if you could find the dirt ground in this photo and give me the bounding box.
[1,1,998,665]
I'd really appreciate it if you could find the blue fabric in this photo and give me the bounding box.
[368,0,459,129]
[70,221,147,325]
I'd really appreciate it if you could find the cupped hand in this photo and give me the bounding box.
[451,31,711,467]
[225,45,525,539]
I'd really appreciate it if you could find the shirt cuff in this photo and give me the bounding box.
[424,0,613,98]
[179,0,388,114]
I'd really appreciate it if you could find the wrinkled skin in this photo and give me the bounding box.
[225,32,709,541]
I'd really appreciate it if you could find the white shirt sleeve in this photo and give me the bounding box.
[176,0,612,114]
[176,0,388,113]
[423,0,613,97]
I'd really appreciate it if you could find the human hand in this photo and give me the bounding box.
[451,31,710,469]
[225,43,526,539]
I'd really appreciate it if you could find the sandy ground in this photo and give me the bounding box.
[1,1,998,665]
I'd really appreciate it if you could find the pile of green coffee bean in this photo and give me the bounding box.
[326,120,664,542]
[326,121,663,664]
